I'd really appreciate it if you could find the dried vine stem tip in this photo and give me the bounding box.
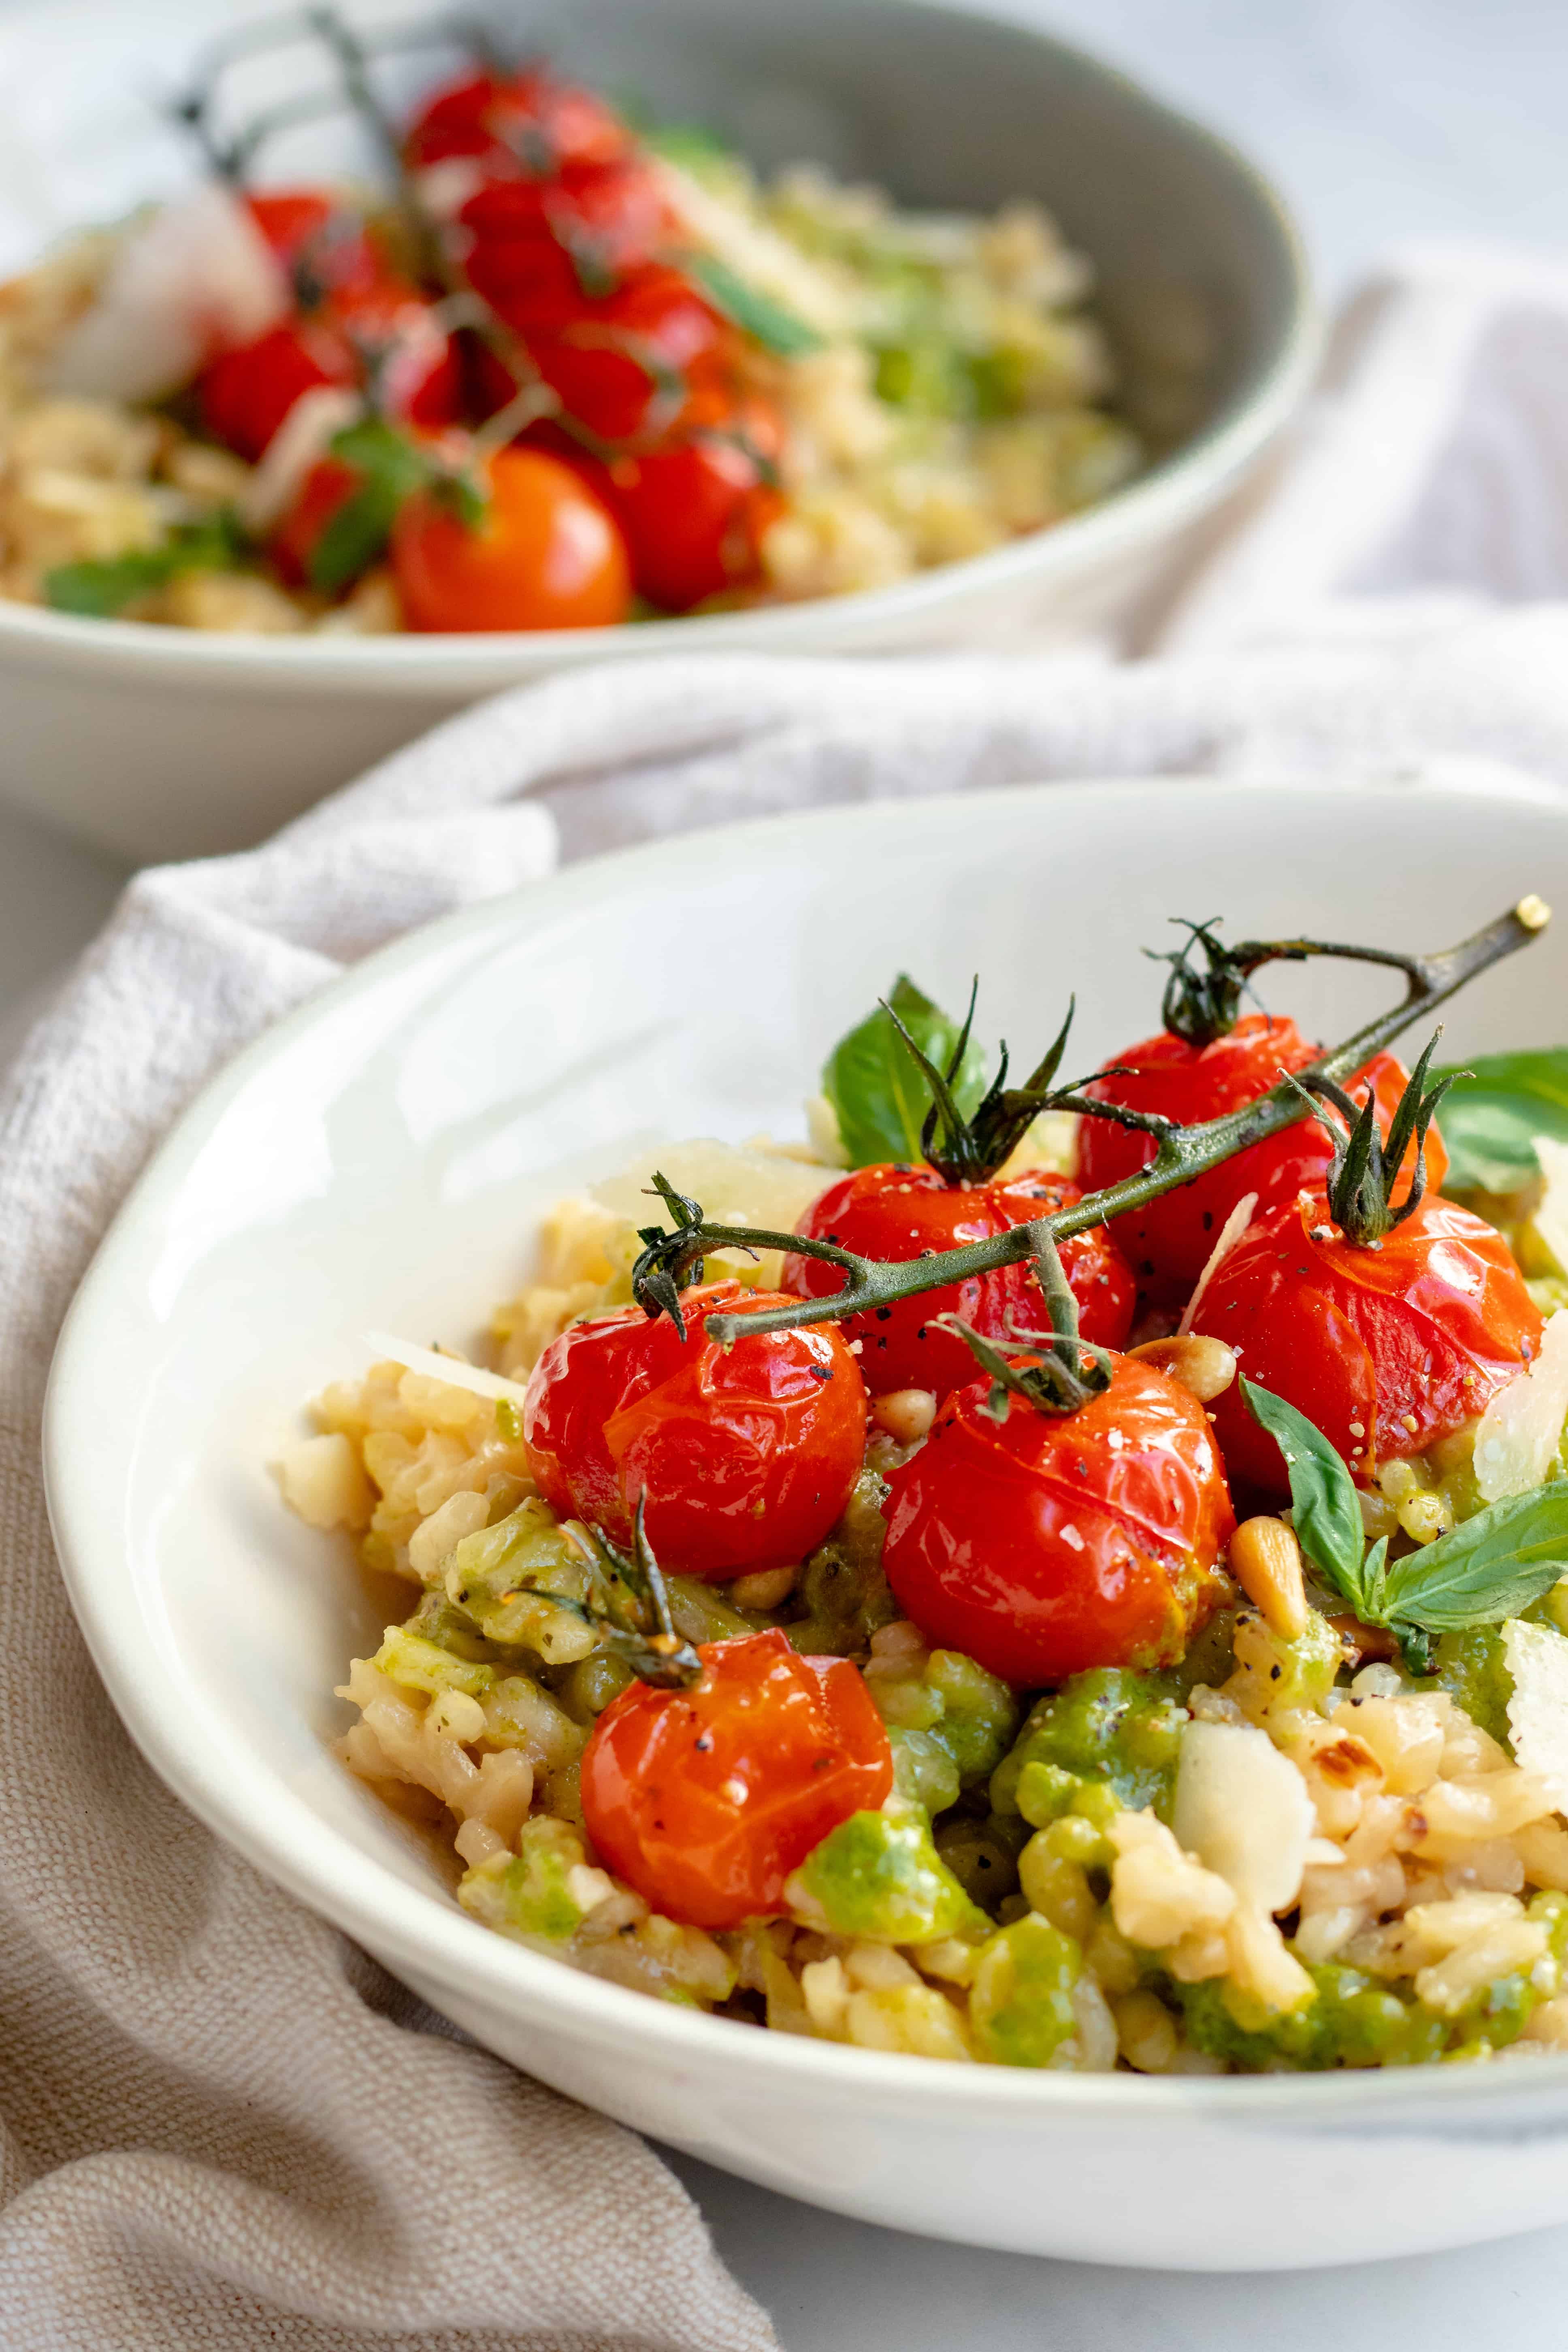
[1516,893,1552,932]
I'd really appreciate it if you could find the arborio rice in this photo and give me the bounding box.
[279,1136,1568,2075]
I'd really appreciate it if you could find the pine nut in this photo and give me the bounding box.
[870,1387,937,1443]
[730,1564,797,1611]
[1128,1333,1238,1402]
[1229,1515,1309,1640]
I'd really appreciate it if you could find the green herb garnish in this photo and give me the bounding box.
[1241,1376,1568,1671]
[822,974,988,1167]
[687,252,822,357]
[307,416,444,595]
[1430,1046,1568,1193]
[44,511,249,618]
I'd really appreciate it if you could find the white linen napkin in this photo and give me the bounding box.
[6,245,1568,2348]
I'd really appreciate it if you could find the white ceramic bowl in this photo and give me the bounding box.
[43,778,1568,2270]
[0,0,1313,865]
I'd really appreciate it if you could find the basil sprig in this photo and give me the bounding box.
[822,975,988,1167]
[306,417,480,596]
[1240,1376,1568,1671]
[687,252,823,358]
[45,510,248,618]
[1430,1045,1568,1193]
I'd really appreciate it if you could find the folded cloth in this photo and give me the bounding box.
[6,244,1568,2348]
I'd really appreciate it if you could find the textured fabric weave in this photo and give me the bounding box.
[4,245,1568,2344]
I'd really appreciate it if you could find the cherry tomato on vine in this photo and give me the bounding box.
[391,445,631,631]
[782,1167,1135,1400]
[199,318,352,462]
[1078,1017,1450,1298]
[404,67,631,175]
[1192,1190,1542,1495]
[882,1353,1234,1684]
[267,454,360,589]
[585,396,786,609]
[199,282,458,462]
[523,1280,868,1577]
[580,1629,892,1930]
[458,162,673,320]
[244,190,383,303]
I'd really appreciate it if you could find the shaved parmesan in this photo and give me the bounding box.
[365,1333,530,1408]
[1173,1717,1314,1915]
[240,386,363,528]
[1534,1136,1568,1279]
[45,186,287,403]
[1178,1191,1257,1337]
[1504,1616,1568,1814]
[1474,1308,1568,1503]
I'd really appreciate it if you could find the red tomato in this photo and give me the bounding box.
[245,190,383,302]
[586,400,786,609]
[267,455,359,589]
[479,262,732,450]
[1078,1017,1451,1296]
[458,162,672,317]
[330,283,462,432]
[523,1280,868,1578]
[391,445,631,631]
[198,319,352,462]
[882,1355,1234,1684]
[1193,1191,1542,1495]
[781,1167,1135,1400]
[580,1630,892,1930]
[404,68,631,175]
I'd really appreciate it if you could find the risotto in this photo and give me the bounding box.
[0,21,1145,635]
[280,900,1568,2071]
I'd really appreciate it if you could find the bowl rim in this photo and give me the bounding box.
[42,777,1568,2128]
[0,0,1319,697]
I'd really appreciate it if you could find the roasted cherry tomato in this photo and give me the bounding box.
[199,283,458,463]
[198,318,352,462]
[1192,1190,1542,1495]
[586,397,786,609]
[391,445,631,631]
[882,1353,1234,1684]
[581,1630,892,1930]
[245,190,383,303]
[404,67,631,175]
[458,162,673,320]
[268,454,360,590]
[1078,1017,1450,1296]
[782,1166,1135,1400]
[524,1280,868,1577]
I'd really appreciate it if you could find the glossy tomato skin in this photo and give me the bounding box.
[781,1166,1136,1400]
[586,398,786,609]
[1193,1191,1542,1496]
[198,285,458,463]
[524,1281,869,1578]
[404,68,631,175]
[199,319,349,462]
[459,165,673,322]
[882,1354,1234,1684]
[391,445,631,632]
[1078,1018,1451,1295]
[580,1630,892,1930]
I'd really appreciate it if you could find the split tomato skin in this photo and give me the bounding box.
[580,1630,893,1931]
[881,1354,1234,1685]
[391,445,631,632]
[1192,1192,1543,1496]
[1078,1017,1450,1293]
[523,1281,869,1579]
[781,1166,1136,1400]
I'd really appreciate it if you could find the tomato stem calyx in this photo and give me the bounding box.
[579,1497,704,1688]
[1283,1029,1461,1247]
[881,984,1083,1184]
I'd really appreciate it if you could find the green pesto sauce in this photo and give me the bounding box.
[968,1913,1084,2067]
[990,1668,1186,1824]
[789,1805,988,1945]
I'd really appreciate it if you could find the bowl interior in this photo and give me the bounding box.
[44,777,1568,2117]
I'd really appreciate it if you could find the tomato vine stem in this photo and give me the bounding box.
[629,898,1551,1349]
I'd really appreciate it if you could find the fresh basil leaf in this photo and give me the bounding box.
[1378,1481,1568,1631]
[688,252,822,357]
[1430,1047,1568,1193]
[1240,1378,1368,1609]
[309,419,435,596]
[1361,1534,1390,1621]
[45,511,247,618]
[822,975,988,1168]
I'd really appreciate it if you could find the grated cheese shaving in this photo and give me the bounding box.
[1534,1135,1568,1279]
[1504,1617,1568,1815]
[1474,1308,1568,1503]
[1172,1717,1314,1915]
[364,1332,531,1408]
[1178,1191,1258,1337]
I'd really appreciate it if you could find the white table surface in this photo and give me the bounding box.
[9,0,1568,2338]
